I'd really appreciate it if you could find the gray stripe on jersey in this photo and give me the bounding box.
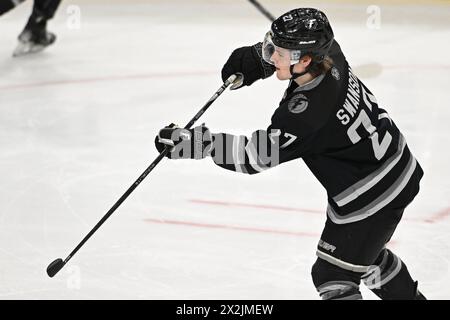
[294,73,326,92]
[234,164,249,174]
[377,249,390,270]
[318,281,362,300]
[316,250,370,273]
[334,293,363,300]
[232,135,247,173]
[317,281,359,293]
[327,153,417,224]
[363,251,402,289]
[333,135,406,207]
[245,140,270,173]
[378,112,392,124]
[377,253,402,287]
[232,135,246,164]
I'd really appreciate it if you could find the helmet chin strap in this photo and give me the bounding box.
[289,64,310,80]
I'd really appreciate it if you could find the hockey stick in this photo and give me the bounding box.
[247,0,275,22]
[46,74,240,278]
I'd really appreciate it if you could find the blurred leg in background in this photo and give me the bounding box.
[13,0,62,57]
[0,0,26,15]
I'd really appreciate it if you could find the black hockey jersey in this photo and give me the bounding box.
[210,40,423,224]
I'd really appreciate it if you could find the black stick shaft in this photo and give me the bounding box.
[247,0,275,21]
[62,75,237,266]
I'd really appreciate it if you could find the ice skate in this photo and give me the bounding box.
[13,27,56,57]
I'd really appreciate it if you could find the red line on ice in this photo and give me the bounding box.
[423,207,450,224]
[188,199,450,225]
[188,199,323,215]
[143,218,319,238]
[0,70,216,91]
[2,64,449,91]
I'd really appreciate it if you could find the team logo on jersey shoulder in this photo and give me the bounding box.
[331,67,340,80]
[288,93,309,114]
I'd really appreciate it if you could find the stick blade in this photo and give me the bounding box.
[47,258,65,278]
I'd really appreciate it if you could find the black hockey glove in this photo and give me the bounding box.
[154,123,213,160]
[221,42,276,90]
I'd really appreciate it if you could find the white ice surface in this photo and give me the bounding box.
[0,0,449,299]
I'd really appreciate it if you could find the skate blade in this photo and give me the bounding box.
[13,42,47,57]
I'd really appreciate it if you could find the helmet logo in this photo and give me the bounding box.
[305,18,318,30]
[282,14,294,22]
[299,40,316,45]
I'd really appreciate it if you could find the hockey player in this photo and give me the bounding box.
[154,8,426,300]
[0,0,61,56]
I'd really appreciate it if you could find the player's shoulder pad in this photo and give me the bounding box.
[273,60,347,136]
[273,84,337,136]
[271,95,316,138]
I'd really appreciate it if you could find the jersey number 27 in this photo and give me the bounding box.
[347,87,392,160]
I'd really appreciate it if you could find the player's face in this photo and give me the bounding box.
[273,55,312,81]
[271,52,294,80]
[272,55,310,80]
[262,31,302,80]
[262,32,301,64]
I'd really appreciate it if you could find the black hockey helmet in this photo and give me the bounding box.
[262,8,334,66]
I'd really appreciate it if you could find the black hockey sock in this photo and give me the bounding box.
[24,13,47,33]
[22,0,61,31]
[0,1,15,16]
[33,0,62,20]
[362,249,425,300]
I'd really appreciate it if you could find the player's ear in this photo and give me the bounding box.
[301,55,312,68]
